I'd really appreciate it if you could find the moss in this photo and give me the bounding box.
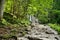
[3,34,11,38]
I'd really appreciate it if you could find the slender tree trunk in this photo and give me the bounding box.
[0,0,5,20]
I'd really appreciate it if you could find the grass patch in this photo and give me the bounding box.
[48,23,60,34]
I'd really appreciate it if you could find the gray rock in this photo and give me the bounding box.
[17,37,29,40]
[17,24,60,40]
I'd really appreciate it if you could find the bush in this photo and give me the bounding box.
[49,10,60,24]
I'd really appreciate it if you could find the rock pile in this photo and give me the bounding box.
[18,24,60,40]
[0,24,60,40]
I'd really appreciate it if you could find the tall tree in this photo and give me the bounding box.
[0,0,5,20]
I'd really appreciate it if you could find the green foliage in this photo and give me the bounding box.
[49,10,60,24]
[2,0,60,25]
[2,0,60,26]
[48,0,60,24]
[34,0,53,24]
[53,0,60,10]
[4,0,13,13]
[3,0,30,26]
[3,0,54,25]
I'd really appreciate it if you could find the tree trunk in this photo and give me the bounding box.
[0,0,5,20]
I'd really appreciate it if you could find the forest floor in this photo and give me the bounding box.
[0,23,60,40]
[17,23,60,40]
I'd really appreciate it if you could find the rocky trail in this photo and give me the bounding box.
[17,23,60,40]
